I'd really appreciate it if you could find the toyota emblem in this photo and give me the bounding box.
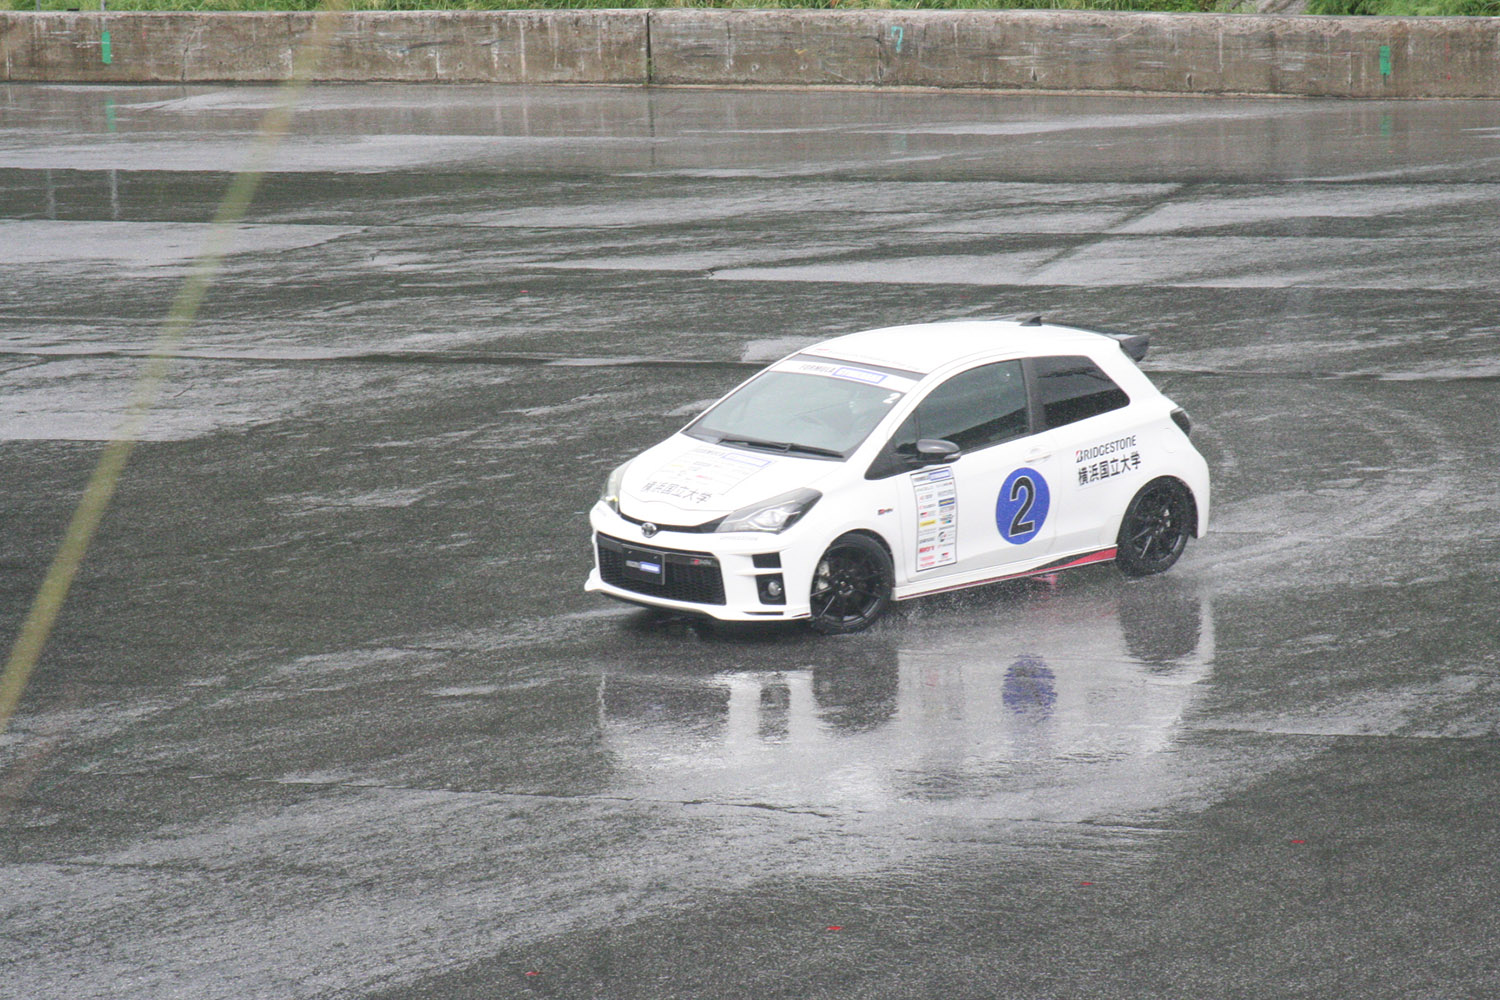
[641,522,659,538]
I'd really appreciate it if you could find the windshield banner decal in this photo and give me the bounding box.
[773,358,919,393]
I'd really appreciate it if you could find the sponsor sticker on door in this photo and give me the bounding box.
[911,467,957,571]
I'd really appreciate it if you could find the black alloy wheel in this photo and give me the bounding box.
[808,533,894,635]
[1116,478,1193,577]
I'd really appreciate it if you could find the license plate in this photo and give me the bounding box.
[621,546,666,584]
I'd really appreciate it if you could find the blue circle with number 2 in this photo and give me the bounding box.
[996,468,1050,544]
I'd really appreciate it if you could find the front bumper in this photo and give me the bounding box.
[585,503,812,622]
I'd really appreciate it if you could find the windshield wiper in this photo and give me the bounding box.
[716,436,844,459]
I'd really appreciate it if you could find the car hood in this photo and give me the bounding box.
[618,435,840,526]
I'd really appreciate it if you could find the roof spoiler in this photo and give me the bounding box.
[1014,316,1150,362]
[1101,330,1150,362]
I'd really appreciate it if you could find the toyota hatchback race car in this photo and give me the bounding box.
[586,319,1210,634]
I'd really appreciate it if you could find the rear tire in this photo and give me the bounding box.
[1116,478,1193,577]
[808,533,893,635]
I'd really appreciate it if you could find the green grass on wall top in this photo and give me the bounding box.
[1307,0,1498,11]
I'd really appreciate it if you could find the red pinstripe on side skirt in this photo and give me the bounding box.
[900,547,1118,601]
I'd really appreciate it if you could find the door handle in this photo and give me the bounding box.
[1024,449,1052,462]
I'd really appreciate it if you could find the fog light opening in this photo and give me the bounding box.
[757,574,786,605]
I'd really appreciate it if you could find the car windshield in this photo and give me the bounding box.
[686,369,907,459]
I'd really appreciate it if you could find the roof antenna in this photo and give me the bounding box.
[1019,314,1043,326]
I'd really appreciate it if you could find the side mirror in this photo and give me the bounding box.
[914,438,961,465]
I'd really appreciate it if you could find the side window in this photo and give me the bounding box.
[914,361,1029,451]
[864,361,1027,480]
[1033,355,1129,429]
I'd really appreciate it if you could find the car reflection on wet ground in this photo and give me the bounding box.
[600,582,1212,819]
[1,83,1498,999]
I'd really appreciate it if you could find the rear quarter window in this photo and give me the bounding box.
[1033,355,1130,429]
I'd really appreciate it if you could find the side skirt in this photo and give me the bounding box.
[895,548,1118,602]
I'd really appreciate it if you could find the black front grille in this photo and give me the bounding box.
[618,509,724,534]
[596,533,727,606]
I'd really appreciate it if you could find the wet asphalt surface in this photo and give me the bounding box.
[2,84,1499,999]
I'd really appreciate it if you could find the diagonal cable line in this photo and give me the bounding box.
[0,2,347,736]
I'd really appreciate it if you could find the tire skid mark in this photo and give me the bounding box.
[1198,381,1485,587]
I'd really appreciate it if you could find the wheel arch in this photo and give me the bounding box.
[1123,475,1199,538]
[843,526,896,562]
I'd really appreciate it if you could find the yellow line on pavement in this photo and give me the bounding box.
[0,5,347,736]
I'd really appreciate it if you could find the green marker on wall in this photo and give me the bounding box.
[102,30,112,65]
[1379,44,1391,79]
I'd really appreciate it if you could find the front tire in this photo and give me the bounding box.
[1116,478,1193,577]
[808,533,893,635]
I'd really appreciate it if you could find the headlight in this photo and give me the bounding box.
[716,488,821,534]
[600,461,629,513]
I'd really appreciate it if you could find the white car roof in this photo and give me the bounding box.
[799,320,1118,376]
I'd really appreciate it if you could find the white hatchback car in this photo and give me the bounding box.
[586,319,1210,634]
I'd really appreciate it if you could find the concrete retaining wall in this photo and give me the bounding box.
[4,9,1500,98]
[654,10,1500,98]
[0,11,650,85]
